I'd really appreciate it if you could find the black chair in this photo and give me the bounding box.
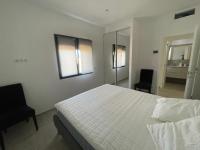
[0,83,38,150]
[134,69,153,93]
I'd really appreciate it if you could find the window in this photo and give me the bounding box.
[112,44,126,68]
[54,34,93,79]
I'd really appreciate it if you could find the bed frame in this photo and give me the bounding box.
[53,114,94,150]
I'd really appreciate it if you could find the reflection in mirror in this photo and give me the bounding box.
[112,45,126,68]
[103,28,130,88]
[103,31,117,85]
[116,28,130,88]
[167,45,192,67]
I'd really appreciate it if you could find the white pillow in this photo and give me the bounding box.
[147,116,200,150]
[152,98,200,122]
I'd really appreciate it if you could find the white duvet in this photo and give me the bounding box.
[147,116,200,150]
[55,84,160,150]
[152,98,200,122]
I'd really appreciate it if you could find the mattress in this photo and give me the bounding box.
[55,84,161,150]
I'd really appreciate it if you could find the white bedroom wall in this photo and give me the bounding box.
[0,0,104,114]
[105,18,132,33]
[129,19,141,89]
[135,5,200,93]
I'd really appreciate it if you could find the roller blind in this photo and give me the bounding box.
[113,45,126,68]
[55,35,93,79]
[57,37,78,77]
[79,39,93,74]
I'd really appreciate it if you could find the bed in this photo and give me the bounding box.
[54,84,162,150]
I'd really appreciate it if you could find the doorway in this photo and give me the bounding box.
[157,34,193,98]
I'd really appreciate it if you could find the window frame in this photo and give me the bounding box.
[54,34,93,79]
[112,44,126,69]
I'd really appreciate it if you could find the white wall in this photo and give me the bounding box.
[105,18,132,33]
[134,5,200,93]
[0,0,105,114]
[103,33,130,84]
[129,19,141,89]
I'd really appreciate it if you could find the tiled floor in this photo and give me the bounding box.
[2,110,78,150]
[117,78,129,88]
[158,82,186,98]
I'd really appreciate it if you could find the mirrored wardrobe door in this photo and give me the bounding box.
[116,28,130,88]
[103,31,117,85]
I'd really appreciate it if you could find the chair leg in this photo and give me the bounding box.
[32,115,38,131]
[0,132,5,150]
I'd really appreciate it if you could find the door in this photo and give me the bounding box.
[184,25,200,99]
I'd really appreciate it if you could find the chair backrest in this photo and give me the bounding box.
[0,83,27,112]
[140,69,153,84]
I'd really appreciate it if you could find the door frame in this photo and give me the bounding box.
[157,33,193,94]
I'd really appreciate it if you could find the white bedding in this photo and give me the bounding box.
[147,116,200,150]
[152,98,200,122]
[55,84,161,150]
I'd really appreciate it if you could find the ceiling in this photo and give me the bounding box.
[29,0,200,26]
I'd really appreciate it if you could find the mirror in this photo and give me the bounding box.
[167,45,192,67]
[103,28,130,88]
[103,31,117,85]
[168,45,192,60]
[116,28,130,88]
